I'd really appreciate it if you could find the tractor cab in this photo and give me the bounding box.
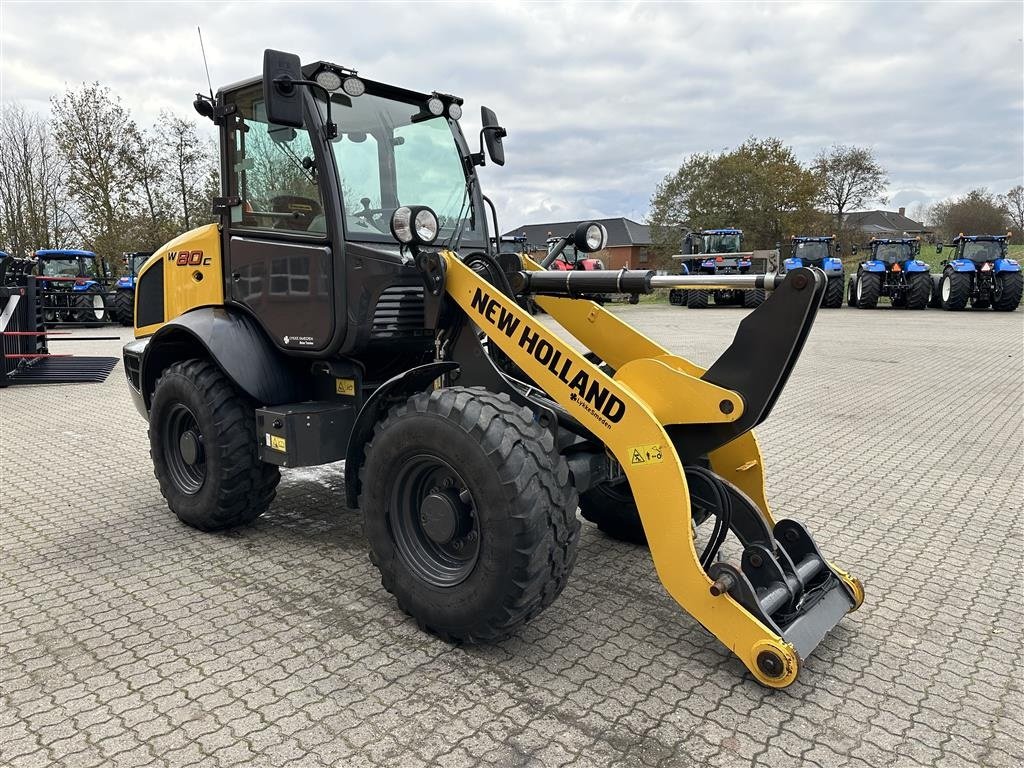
[847,238,931,310]
[35,249,111,324]
[932,233,1021,311]
[36,249,105,282]
[670,228,767,308]
[784,236,844,307]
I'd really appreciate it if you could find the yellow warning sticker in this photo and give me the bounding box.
[629,444,664,466]
[268,434,287,452]
[335,378,356,396]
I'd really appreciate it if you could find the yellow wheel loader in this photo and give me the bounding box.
[123,49,863,688]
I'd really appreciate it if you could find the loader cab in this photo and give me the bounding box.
[210,55,493,369]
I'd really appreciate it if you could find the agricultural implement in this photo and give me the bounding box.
[34,249,112,325]
[783,236,844,308]
[668,229,768,309]
[846,237,932,309]
[123,49,863,688]
[932,233,1021,311]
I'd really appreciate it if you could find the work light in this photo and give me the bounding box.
[391,206,439,246]
[342,77,365,97]
[447,102,463,120]
[427,97,444,116]
[315,69,342,91]
[573,221,608,253]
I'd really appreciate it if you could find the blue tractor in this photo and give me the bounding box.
[110,252,152,326]
[35,249,111,324]
[668,228,766,309]
[845,237,932,310]
[931,234,1021,311]
[783,236,844,308]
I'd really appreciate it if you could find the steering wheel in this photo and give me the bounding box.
[352,197,391,233]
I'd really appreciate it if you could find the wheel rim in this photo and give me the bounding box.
[92,294,104,319]
[162,403,206,494]
[389,455,480,587]
[941,276,951,301]
[856,276,863,301]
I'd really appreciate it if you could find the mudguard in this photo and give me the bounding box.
[344,361,459,507]
[784,258,803,271]
[822,257,843,273]
[861,260,885,273]
[948,259,976,273]
[139,306,305,413]
[71,280,100,292]
[993,257,1021,273]
[904,259,930,273]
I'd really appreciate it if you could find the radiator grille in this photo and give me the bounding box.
[370,285,426,339]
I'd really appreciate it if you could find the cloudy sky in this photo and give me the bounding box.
[1,1,1021,230]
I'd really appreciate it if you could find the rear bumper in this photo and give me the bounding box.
[123,338,148,420]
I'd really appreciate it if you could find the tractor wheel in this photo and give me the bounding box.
[149,359,280,531]
[846,277,856,307]
[580,481,646,544]
[855,273,880,308]
[992,271,1023,311]
[906,272,931,309]
[74,287,109,325]
[928,276,943,308]
[939,272,970,310]
[742,288,765,308]
[112,289,134,326]
[686,289,708,309]
[668,289,686,306]
[360,387,580,643]
[823,277,844,308]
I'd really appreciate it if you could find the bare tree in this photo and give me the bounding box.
[158,112,216,233]
[0,103,73,256]
[1002,185,1024,241]
[813,145,888,227]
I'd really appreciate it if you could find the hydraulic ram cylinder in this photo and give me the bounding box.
[511,269,786,296]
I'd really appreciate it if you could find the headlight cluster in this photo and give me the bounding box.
[314,67,365,99]
[390,206,439,247]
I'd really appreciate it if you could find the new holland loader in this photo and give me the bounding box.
[123,50,863,688]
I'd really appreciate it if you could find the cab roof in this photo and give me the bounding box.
[951,234,1009,243]
[869,238,918,245]
[698,228,742,235]
[36,249,96,259]
[792,235,834,242]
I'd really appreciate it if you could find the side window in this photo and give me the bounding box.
[226,85,326,235]
[332,132,382,233]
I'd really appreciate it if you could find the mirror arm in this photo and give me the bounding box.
[473,125,507,167]
[273,76,338,139]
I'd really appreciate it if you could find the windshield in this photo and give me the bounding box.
[794,241,829,260]
[962,241,1004,261]
[39,258,81,277]
[322,91,483,246]
[874,243,913,262]
[703,234,741,253]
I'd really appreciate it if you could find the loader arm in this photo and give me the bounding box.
[441,252,862,688]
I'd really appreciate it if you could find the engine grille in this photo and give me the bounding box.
[370,285,426,339]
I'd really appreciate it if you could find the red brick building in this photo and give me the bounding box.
[502,217,652,270]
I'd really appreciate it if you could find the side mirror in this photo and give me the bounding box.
[480,107,506,167]
[263,49,304,128]
[935,243,943,254]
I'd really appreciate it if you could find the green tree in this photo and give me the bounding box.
[931,189,1008,241]
[813,145,888,227]
[648,137,821,263]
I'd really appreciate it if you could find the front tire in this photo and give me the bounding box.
[906,272,931,309]
[928,276,943,308]
[855,273,880,308]
[742,288,765,308]
[687,289,708,309]
[149,359,280,531]
[939,271,970,310]
[360,387,580,643]
[992,271,1023,311]
[74,287,108,325]
[112,289,134,325]
[823,277,844,308]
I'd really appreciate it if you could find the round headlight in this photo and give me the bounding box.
[414,208,439,244]
[390,207,414,244]
[447,102,463,121]
[427,97,444,116]
[585,224,605,250]
[342,77,365,97]
[315,69,342,92]
[573,221,607,253]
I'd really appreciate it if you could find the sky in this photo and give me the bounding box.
[1,0,1022,231]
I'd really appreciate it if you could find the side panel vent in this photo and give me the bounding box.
[370,285,425,339]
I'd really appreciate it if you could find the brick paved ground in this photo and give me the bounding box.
[1,305,1022,767]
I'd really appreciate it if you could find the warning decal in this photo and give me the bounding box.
[266,434,287,452]
[629,444,664,466]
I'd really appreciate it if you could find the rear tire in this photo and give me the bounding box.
[360,387,580,643]
[668,288,687,306]
[855,273,880,308]
[907,272,931,309]
[846,277,856,307]
[742,288,765,308]
[112,289,134,325]
[939,271,970,310]
[580,481,646,544]
[823,277,844,308]
[687,289,708,309]
[149,359,280,531]
[74,287,108,325]
[992,271,1023,311]
[928,275,943,308]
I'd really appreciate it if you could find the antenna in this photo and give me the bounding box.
[197,26,214,99]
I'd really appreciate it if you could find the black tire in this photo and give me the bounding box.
[668,289,686,306]
[855,273,880,308]
[846,276,856,307]
[906,272,931,309]
[992,271,1023,311]
[929,275,943,308]
[74,287,108,324]
[360,387,580,643]
[742,288,765,308]
[686,289,708,309]
[580,481,646,544]
[823,277,844,308]
[149,359,280,531]
[939,271,970,310]
[112,289,134,325]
